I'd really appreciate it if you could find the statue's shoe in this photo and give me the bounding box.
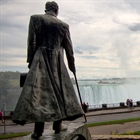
[55,123,67,134]
[31,133,42,139]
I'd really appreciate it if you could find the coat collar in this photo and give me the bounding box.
[45,11,57,17]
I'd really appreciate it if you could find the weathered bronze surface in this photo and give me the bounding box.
[12,1,83,125]
[12,2,85,139]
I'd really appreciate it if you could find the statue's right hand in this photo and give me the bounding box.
[28,63,31,69]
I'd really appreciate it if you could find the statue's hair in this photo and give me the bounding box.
[45,1,59,14]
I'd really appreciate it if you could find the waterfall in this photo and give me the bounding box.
[74,79,140,106]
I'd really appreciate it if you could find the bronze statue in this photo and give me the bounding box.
[12,1,84,139]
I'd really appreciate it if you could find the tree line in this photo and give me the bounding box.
[0,71,20,79]
[0,71,21,110]
[0,71,20,89]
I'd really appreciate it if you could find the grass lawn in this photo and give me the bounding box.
[0,132,31,139]
[86,117,140,127]
[86,118,140,135]
[121,130,140,135]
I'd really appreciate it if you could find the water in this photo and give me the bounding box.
[74,78,140,107]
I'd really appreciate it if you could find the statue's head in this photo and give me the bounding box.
[45,1,59,16]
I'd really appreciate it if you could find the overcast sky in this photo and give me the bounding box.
[1,0,140,79]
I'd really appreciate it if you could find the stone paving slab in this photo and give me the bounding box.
[91,135,140,140]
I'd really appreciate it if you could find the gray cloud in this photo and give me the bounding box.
[81,55,97,59]
[1,18,26,30]
[75,45,100,52]
[74,49,83,54]
[128,23,140,31]
[1,54,26,59]
[125,0,140,14]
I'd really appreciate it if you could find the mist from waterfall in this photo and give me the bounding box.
[74,78,140,106]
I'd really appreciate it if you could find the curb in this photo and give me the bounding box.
[85,109,140,117]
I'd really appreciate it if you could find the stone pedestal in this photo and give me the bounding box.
[20,123,92,140]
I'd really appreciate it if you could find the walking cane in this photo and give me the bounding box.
[73,72,87,123]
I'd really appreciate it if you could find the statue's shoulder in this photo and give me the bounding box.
[30,14,69,29]
[30,14,48,24]
[30,14,44,20]
[57,18,69,28]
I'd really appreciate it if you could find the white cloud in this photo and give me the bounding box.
[1,0,140,78]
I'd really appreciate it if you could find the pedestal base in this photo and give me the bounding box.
[20,123,92,140]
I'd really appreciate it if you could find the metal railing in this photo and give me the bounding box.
[86,101,140,110]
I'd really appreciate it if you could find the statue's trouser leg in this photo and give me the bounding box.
[33,120,62,135]
[34,122,45,134]
[53,119,62,133]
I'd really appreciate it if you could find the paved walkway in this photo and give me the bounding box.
[85,106,140,117]
[0,106,140,126]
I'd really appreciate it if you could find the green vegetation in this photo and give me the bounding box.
[0,71,20,88]
[0,71,20,80]
[86,118,140,127]
[121,130,140,135]
[8,79,19,87]
[0,71,21,110]
[0,132,31,139]
[86,118,140,135]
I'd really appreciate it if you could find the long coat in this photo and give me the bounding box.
[12,12,84,124]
